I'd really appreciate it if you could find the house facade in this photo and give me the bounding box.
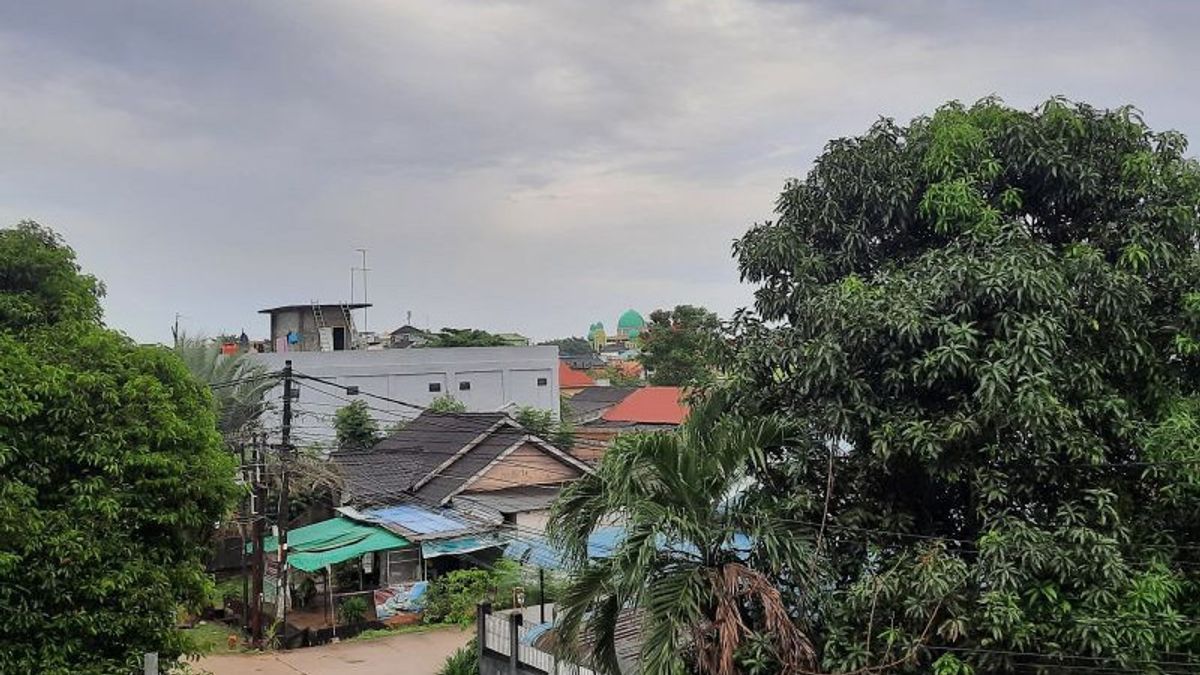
[260,302,371,353]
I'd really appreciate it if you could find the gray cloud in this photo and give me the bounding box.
[0,0,1196,342]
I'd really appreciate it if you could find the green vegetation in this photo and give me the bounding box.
[334,399,382,450]
[730,98,1200,672]
[181,622,246,655]
[514,406,575,450]
[428,395,468,413]
[425,327,508,347]
[337,596,370,626]
[0,222,240,674]
[437,639,478,675]
[423,559,521,625]
[539,336,594,355]
[549,399,816,674]
[636,304,724,386]
[173,334,274,441]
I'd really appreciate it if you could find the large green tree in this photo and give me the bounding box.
[333,400,382,451]
[730,99,1200,672]
[637,305,724,386]
[0,222,238,674]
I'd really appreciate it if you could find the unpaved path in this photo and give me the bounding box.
[195,626,471,675]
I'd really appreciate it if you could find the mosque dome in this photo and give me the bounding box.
[617,309,646,338]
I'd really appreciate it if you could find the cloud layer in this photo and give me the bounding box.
[1,1,1196,342]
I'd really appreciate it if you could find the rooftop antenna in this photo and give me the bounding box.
[354,248,369,332]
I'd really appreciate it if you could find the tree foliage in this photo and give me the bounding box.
[730,99,1200,672]
[425,327,508,348]
[637,305,724,386]
[514,406,575,450]
[540,336,596,356]
[172,334,273,440]
[333,400,382,451]
[0,222,239,674]
[428,395,468,413]
[549,398,818,675]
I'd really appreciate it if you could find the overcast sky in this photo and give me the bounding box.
[1,1,1197,343]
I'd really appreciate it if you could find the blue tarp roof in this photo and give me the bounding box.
[360,504,471,536]
[422,533,507,559]
[505,527,752,571]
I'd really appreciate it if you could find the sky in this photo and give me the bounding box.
[1,1,1197,344]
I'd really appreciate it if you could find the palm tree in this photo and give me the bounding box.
[173,334,274,441]
[548,399,817,675]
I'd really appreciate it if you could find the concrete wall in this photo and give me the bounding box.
[251,346,560,445]
[268,306,357,352]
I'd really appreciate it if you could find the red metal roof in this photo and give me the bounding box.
[601,386,687,425]
[559,361,596,388]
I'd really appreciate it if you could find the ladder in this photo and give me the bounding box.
[339,303,357,349]
[312,302,329,350]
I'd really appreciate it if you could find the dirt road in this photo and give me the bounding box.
[194,626,471,675]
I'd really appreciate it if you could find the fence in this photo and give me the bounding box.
[478,603,598,675]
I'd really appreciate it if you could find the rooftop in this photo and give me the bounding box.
[601,386,687,425]
[559,361,596,388]
[259,302,371,314]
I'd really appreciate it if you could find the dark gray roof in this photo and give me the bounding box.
[414,426,527,504]
[333,412,506,505]
[565,387,638,424]
[258,302,370,314]
[455,485,562,514]
[560,353,604,370]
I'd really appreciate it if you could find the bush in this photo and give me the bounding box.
[424,560,523,625]
[337,596,370,626]
[437,639,477,675]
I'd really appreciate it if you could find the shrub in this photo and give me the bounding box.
[337,596,370,626]
[437,639,477,675]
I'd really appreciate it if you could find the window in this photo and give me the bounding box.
[386,547,421,583]
[428,383,441,393]
[459,381,471,391]
[536,377,548,386]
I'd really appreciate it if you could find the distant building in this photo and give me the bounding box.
[260,302,371,352]
[560,352,604,371]
[558,361,596,397]
[575,386,687,463]
[616,309,646,340]
[495,332,531,346]
[388,324,431,349]
[251,346,561,445]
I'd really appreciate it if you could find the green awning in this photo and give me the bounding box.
[257,517,410,573]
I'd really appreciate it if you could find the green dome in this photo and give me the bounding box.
[617,310,645,330]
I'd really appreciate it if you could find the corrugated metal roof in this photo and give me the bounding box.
[363,504,469,535]
[456,485,561,514]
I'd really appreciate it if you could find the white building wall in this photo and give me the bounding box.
[251,346,560,446]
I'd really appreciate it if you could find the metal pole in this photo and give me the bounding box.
[539,568,545,624]
[251,439,265,647]
[509,612,522,674]
[278,360,294,648]
[356,248,369,332]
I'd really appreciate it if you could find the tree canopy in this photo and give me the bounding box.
[0,222,238,674]
[173,334,273,440]
[728,99,1200,672]
[540,336,595,355]
[334,400,382,451]
[425,327,508,347]
[637,304,723,386]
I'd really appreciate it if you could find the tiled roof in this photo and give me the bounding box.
[601,386,687,425]
[559,361,596,388]
[414,426,527,504]
[564,387,638,424]
[333,412,506,505]
[455,485,562,515]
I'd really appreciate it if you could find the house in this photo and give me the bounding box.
[333,411,591,534]
[563,386,638,426]
[251,346,561,445]
[560,352,605,371]
[387,324,431,348]
[559,361,596,397]
[575,386,687,462]
[260,302,371,352]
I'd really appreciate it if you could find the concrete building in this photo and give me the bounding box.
[251,346,561,445]
[260,302,371,353]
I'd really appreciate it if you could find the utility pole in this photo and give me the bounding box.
[250,436,265,646]
[278,360,294,647]
[355,248,369,332]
